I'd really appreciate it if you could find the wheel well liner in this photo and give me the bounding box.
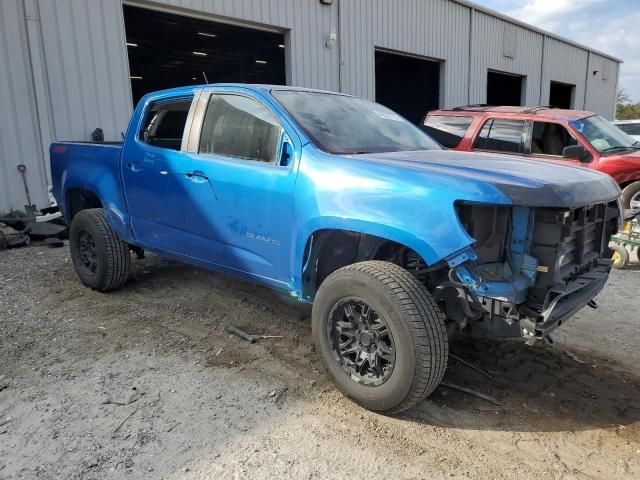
[620,179,640,190]
[300,229,429,300]
[66,188,103,220]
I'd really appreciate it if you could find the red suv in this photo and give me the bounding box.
[423,106,640,209]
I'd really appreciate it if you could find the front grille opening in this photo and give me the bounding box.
[529,201,619,306]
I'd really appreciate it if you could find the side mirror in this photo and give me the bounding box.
[280,141,293,166]
[562,144,590,162]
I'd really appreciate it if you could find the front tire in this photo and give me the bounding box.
[621,181,640,210]
[312,261,448,414]
[69,208,131,291]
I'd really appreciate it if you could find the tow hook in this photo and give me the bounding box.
[587,299,598,309]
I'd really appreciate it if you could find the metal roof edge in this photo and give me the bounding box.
[453,0,623,64]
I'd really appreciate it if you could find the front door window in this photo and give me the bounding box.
[531,122,577,156]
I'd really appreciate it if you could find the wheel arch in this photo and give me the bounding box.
[619,178,640,190]
[65,187,103,220]
[296,224,439,302]
[62,182,134,244]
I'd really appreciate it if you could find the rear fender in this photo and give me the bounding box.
[54,144,133,243]
[62,181,132,243]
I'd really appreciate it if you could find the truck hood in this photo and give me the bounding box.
[600,149,640,167]
[351,149,620,208]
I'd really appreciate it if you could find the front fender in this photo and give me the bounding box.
[290,213,477,297]
[289,150,515,296]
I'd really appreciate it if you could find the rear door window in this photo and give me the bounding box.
[531,122,577,156]
[140,98,193,151]
[473,119,525,153]
[423,115,473,148]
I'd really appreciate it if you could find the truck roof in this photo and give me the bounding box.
[143,83,354,99]
[430,105,596,122]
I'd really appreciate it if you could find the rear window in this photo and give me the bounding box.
[473,118,525,154]
[140,97,193,151]
[617,123,640,136]
[423,115,473,148]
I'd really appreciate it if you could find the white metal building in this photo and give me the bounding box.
[0,0,622,213]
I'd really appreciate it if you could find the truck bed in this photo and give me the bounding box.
[49,141,130,241]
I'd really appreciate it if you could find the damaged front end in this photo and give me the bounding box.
[436,201,621,343]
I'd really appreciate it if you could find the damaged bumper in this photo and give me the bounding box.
[447,200,620,341]
[519,259,611,339]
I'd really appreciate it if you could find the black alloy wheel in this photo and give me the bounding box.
[328,298,396,386]
[76,229,98,277]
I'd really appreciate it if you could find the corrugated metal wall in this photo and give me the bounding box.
[541,37,589,109]
[585,53,618,118]
[469,10,544,106]
[338,0,470,107]
[0,0,622,213]
[0,0,49,212]
[35,0,134,143]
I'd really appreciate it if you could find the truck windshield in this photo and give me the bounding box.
[272,90,441,154]
[570,115,639,153]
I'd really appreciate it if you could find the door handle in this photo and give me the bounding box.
[186,171,208,181]
[126,162,143,172]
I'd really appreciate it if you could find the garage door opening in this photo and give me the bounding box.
[487,70,524,106]
[549,81,575,109]
[375,50,441,124]
[123,5,286,105]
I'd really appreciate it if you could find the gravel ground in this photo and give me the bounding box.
[0,245,639,479]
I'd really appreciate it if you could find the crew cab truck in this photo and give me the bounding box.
[424,106,640,210]
[51,85,621,414]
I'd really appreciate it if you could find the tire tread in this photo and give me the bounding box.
[320,260,448,414]
[71,208,130,291]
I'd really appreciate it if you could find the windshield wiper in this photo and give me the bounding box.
[601,145,640,152]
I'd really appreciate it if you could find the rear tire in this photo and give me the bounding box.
[69,208,131,291]
[610,244,629,269]
[312,260,448,414]
[621,181,640,210]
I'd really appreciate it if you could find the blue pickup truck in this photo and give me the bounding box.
[51,84,621,413]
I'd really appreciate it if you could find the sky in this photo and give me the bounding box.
[472,0,640,102]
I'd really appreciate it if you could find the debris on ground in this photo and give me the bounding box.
[450,353,493,378]
[565,351,587,364]
[102,387,145,406]
[440,381,503,406]
[0,222,30,250]
[224,324,283,344]
[112,409,138,435]
[0,208,67,250]
[24,220,67,240]
[44,238,65,248]
[35,211,62,223]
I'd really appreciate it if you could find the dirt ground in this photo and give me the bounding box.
[1,245,639,480]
